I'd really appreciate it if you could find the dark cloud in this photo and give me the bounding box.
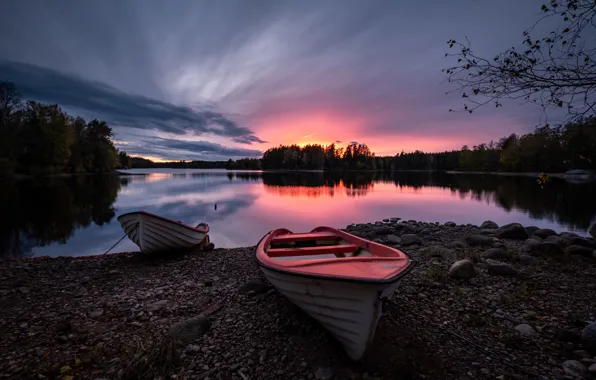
[0,60,264,143]
[334,140,342,144]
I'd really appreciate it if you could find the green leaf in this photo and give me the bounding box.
[60,366,72,374]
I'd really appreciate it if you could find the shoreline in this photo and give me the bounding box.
[1,219,595,379]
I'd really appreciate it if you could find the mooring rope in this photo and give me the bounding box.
[103,233,127,255]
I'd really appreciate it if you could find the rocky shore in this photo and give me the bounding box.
[1,220,596,380]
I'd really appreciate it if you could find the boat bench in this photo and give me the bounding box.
[271,232,339,244]
[267,244,359,258]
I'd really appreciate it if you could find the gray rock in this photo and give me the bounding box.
[465,234,492,247]
[480,220,499,229]
[496,223,528,240]
[514,324,536,337]
[444,221,457,227]
[446,240,468,250]
[522,238,542,252]
[186,345,201,355]
[238,279,270,295]
[167,315,211,345]
[420,246,456,261]
[519,255,538,266]
[565,245,594,257]
[90,309,104,317]
[479,229,497,235]
[448,260,477,279]
[544,235,565,246]
[481,248,506,260]
[589,363,596,374]
[532,228,557,239]
[385,234,401,244]
[401,234,422,246]
[574,350,592,359]
[562,360,590,379]
[589,223,596,239]
[147,300,169,310]
[582,322,596,351]
[530,241,564,256]
[486,259,518,276]
[315,367,333,380]
[375,225,394,235]
[566,236,595,249]
[524,226,540,237]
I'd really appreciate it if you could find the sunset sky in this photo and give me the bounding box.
[0,0,556,161]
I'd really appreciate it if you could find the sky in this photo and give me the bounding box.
[0,0,555,161]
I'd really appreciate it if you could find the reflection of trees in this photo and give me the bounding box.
[260,171,596,230]
[0,176,125,258]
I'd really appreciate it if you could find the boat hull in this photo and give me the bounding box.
[260,266,401,360]
[117,211,209,255]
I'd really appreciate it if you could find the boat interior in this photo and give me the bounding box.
[267,232,373,261]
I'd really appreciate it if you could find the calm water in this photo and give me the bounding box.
[1,169,595,258]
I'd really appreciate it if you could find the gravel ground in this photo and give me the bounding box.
[1,219,596,380]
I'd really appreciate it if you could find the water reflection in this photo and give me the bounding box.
[1,170,594,258]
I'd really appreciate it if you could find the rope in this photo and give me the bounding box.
[103,233,127,255]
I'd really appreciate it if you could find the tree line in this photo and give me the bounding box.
[131,157,262,170]
[0,81,130,176]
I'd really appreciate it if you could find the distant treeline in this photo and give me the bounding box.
[130,156,262,170]
[259,118,596,172]
[0,81,130,175]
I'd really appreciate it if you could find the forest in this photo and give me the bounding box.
[0,81,130,176]
[131,156,261,170]
[261,117,596,173]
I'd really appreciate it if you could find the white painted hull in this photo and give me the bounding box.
[117,212,208,254]
[260,267,402,360]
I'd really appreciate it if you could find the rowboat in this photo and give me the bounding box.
[255,226,414,360]
[117,211,212,254]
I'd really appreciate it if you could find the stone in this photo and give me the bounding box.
[544,235,565,246]
[524,226,540,237]
[401,234,422,246]
[589,363,596,374]
[480,220,499,229]
[385,235,401,244]
[562,360,590,379]
[574,350,592,359]
[314,367,333,380]
[521,238,541,253]
[565,245,594,257]
[465,234,492,247]
[167,315,211,345]
[514,324,536,337]
[589,223,596,239]
[448,260,477,279]
[420,246,456,260]
[444,221,457,227]
[486,259,518,276]
[582,322,596,351]
[481,248,506,260]
[495,223,528,240]
[566,236,595,249]
[532,228,557,239]
[519,255,538,266]
[479,229,497,235]
[446,241,467,250]
[147,300,169,310]
[374,225,394,235]
[530,241,564,256]
[90,309,104,317]
[186,345,201,355]
[238,279,270,295]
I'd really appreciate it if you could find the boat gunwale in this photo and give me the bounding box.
[255,227,416,285]
[117,211,210,233]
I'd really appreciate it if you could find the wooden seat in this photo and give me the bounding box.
[271,232,339,244]
[268,244,359,258]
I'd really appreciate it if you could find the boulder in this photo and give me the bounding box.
[486,259,518,276]
[374,225,394,235]
[480,220,499,229]
[562,360,590,379]
[448,260,476,279]
[446,240,468,250]
[478,229,497,235]
[582,322,596,351]
[524,226,540,237]
[401,234,422,246]
[465,234,492,247]
[420,246,456,261]
[444,221,457,227]
[532,228,557,239]
[567,236,595,249]
[565,245,594,257]
[238,279,270,295]
[589,223,596,239]
[519,255,538,266]
[530,241,564,256]
[385,234,401,244]
[521,238,542,253]
[514,324,536,337]
[481,248,506,260]
[167,315,211,345]
[544,235,565,247]
[496,223,528,240]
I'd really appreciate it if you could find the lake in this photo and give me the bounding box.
[1,169,595,258]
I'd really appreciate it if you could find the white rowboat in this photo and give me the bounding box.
[117,211,210,255]
[256,226,414,360]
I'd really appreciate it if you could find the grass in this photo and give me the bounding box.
[117,333,180,380]
[425,266,448,284]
